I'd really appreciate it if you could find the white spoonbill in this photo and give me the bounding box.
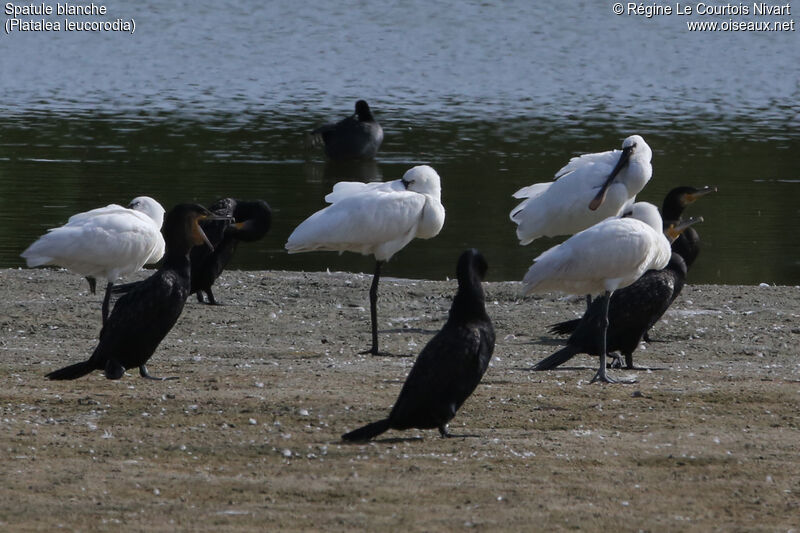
[521,202,671,383]
[286,165,445,355]
[510,135,653,244]
[21,196,166,324]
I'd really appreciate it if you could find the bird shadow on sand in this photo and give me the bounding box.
[339,436,424,445]
[516,365,670,372]
[339,434,481,445]
[383,327,440,335]
[362,351,416,358]
[513,336,568,347]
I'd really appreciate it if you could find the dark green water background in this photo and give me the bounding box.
[1,1,797,283]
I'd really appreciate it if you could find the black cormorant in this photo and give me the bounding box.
[534,251,689,371]
[46,204,225,381]
[548,186,714,343]
[191,198,271,305]
[342,249,495,441]
[661,185,715,272]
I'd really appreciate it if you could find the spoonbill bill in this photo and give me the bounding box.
[510,135,652,244]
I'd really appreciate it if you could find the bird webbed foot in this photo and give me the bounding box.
[104,360,125,380]
[590,366,637,384]
[203,289,218,305]
[607,352,624,369]
[139,365,178,381]
[590,366,617,384]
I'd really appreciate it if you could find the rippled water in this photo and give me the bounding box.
[0,1,798,284]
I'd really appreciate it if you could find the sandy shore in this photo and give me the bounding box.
[1,267,799,531]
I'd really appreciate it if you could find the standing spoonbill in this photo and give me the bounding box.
[549,185,716,342]
[21,196,166,325]
[45,204,226,381]
[342,249,494,441]
[521,202,671,383]
[286,165,445,355]
[310,100,384,160]
[537,216,702,371]
[510,135,652,244]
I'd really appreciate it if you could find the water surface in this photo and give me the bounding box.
[1,1,797,283]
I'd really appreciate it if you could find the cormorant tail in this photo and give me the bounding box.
[548,318,580,336]
[341,419,391,442]
[45,360,95,380]
[110,280,142,295]
[532,345,581,371]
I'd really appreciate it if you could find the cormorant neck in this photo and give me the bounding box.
[672,231,700,269]
[666,252,689,278]
[449,273,488,322]
[234,217,271,241]
[162,246,192,270]
[661,197,686,222]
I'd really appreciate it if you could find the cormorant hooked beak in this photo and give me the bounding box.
[196,211,233,251]
[685,186,718,204]
[589,144,635,211]
[665,216,703,243]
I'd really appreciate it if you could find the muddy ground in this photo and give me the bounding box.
[1,267,799,531]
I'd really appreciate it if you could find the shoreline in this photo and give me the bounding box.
[1,267,799,530]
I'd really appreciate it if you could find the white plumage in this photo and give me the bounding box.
[522,203,670,296]
[510,135,653,244]
[286,165,444,260]
[521,202,670,383]
[21,196,166,322]
[286,165,445,354]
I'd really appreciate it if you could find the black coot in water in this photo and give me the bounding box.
[46,204,225,381]
[191,198,271,305]
[311,100,383,160]
[342,249,495,441]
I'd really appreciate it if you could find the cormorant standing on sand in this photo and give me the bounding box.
[46,204,225,381]
[342,249,495,441]
[191,198,272,305]
[535,251,690,371]
[547,185,714,344]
